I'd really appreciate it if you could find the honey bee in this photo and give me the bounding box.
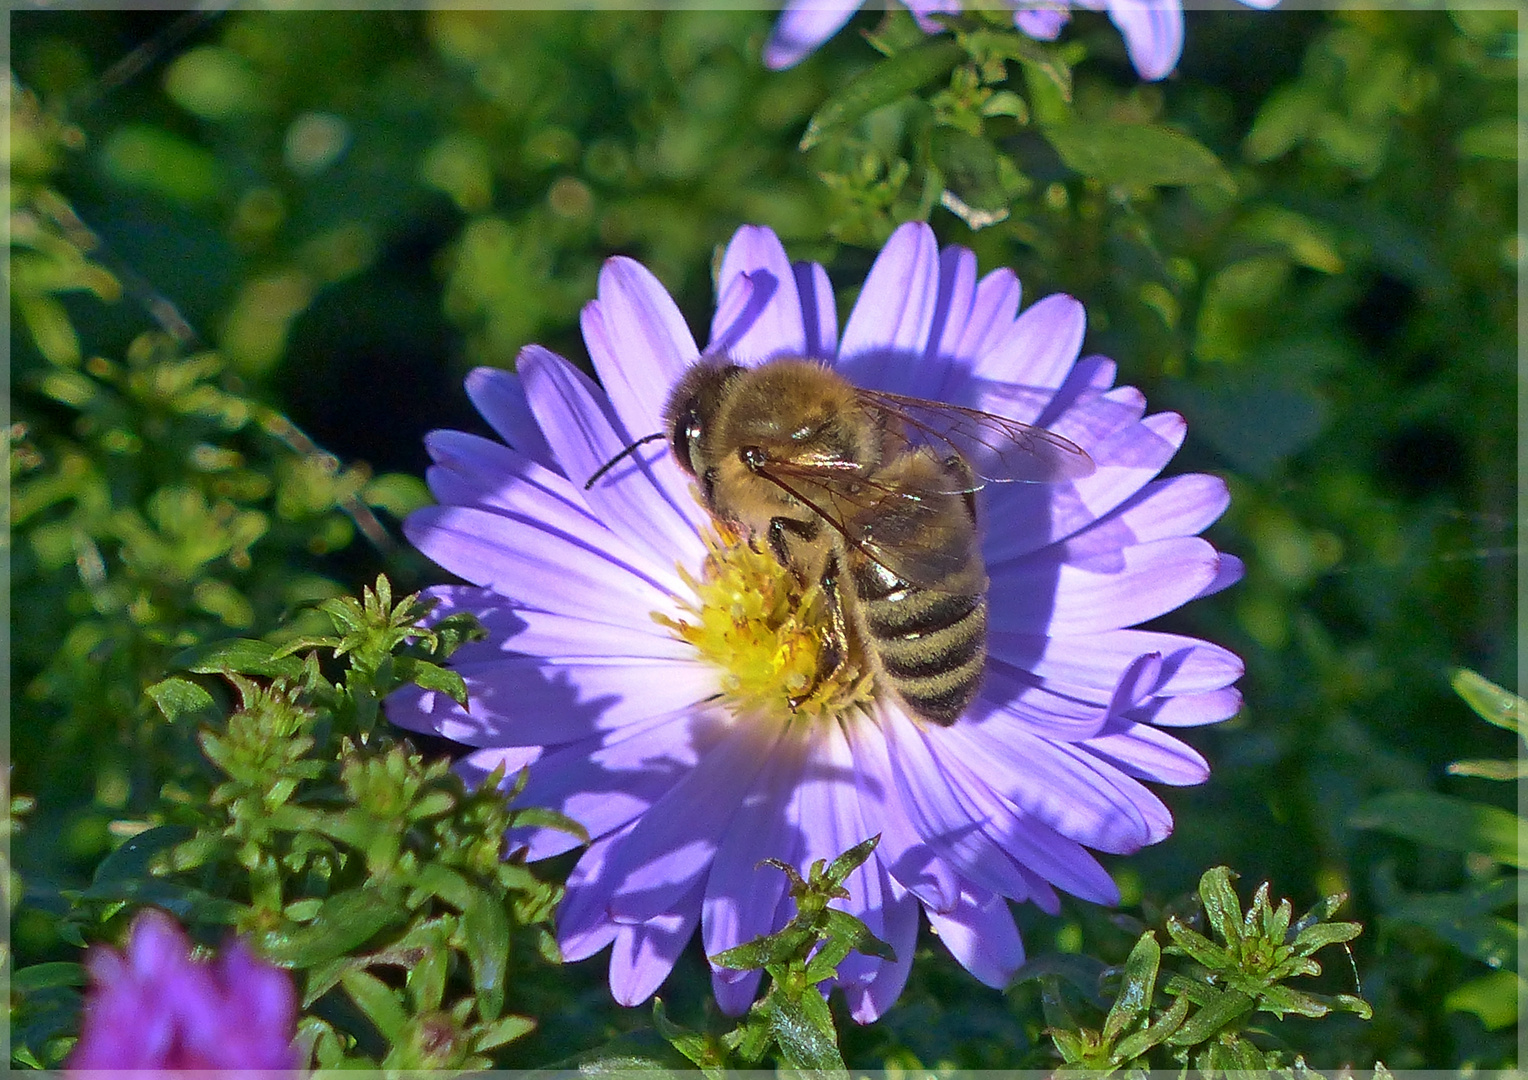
[590,357,1094,725]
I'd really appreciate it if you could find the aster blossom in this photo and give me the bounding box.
[66,908,302,1074]
[765,0,1279,82]
[387,220,1244,1022]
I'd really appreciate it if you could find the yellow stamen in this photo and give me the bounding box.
[655,526,875,723]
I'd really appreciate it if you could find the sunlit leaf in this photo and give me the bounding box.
[800,40,966,150]
[1044,120,1232,189]
[1351,791,1524,868]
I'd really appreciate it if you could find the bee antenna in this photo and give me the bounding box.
[584,433,667,490]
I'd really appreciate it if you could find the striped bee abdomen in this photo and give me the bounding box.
[851,558,988,726]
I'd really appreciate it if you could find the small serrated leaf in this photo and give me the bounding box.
[1044,120,1232,190]
[461,887,510,1022]
[1102,931,1160,1043]
[174,638,305,679]
[341,968,407,1043]
[1350,791,1524,868]
[800,40,966,150]
[1197,867,1244,948]
[12,962,88,991]
[394,657,470,705]
[145,676,217,722]
[763,990,846,1073]
[1451,668,1524,737]
[1165,986,1255,1045]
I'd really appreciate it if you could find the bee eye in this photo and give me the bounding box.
[741,446,768,470]
[670,401,702,476]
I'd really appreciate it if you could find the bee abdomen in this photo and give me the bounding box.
[853,564,987,725]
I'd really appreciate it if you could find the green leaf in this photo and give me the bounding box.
[394,657,470,706]
[341,968,408,1043]
[12,962,88,991]
[1350,791,1524,868]
[1166,986,1255,1045]
[932,127,1011,229]
[1043,120,1232,190]
[1163,918,1233,971]
[800,40,966,150]
[1445,969,1523,1031]
[1197,867,1244,949]
[1291,919,1363,955]
[1114,992,1189,1061]
[1448,758,1526,781]
[174,638,305,680]
[145,676,217,722]
[1102,931,1160,1043]
[1451,668,1524,738]
[258,887,407,968]
[461,887,511,1022]
[762,989,846,1074]
[1385,884,1521,970]
[652,999,722,1075]
[89,824,195,886]
[1456,117,1518,161]
[474,1013,536,1052]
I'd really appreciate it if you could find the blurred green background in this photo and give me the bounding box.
[9,6,1518,1069]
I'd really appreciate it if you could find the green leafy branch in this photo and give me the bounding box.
[646,837,895,1077]
[1042,867,1373,1074]
[22,577,579,1072]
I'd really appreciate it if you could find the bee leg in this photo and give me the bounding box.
[788,552,850,712]
[766,515,819,572]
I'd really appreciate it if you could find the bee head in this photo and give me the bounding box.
[664,361,744,477]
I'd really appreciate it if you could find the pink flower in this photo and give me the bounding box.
[66,909,302,1075]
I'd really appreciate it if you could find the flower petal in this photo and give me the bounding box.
[983,408,1187,564]
[971,293,1085,389]
[607,716,786,923]
[1128,687,1243,727]
[763,0,864,69]
[519,344,708,573]
[404,505,677,619]
[701,731,813,964]
[924,886,1024,988]
[953,267,1022,369]
[711,225,809,364]
[988,536,1223,636]
[1084,722,1210,785]
[582,256,700,437]
[942,717,1173,852]
[795,260,839,357]
[989,628,1245,697]
[1107,0,1185,81]
[926,244,978,376]
[845,711,961,911]
[467,364,557,470]
[609,888,702,1006]
[839,222,941,392]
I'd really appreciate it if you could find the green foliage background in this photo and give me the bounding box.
[9,6,1519,1071]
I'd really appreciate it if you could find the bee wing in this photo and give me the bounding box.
[755,460,977,589]
[856,388,1095,488]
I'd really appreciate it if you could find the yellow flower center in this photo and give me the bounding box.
[656,526,875,723]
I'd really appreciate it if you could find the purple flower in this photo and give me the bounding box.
[765,0,1279,81]
[387,221,1243,1022]
[66,908,302,1074]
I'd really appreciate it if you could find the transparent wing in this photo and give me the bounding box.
[755,458,977,589]
[856,388,1095,488]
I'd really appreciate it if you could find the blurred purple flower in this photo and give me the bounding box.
[765,0,1279,81]
[66,908,301,1074]
[388,221,1243,1022]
